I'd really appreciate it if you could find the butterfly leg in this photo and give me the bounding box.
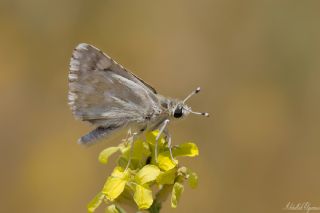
[124,132,139,171]
[164,130,177,164]
[155,119,170,163]
[122,128,132,144]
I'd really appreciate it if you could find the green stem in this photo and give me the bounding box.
[147,185,173,213]
[148,200,161,213]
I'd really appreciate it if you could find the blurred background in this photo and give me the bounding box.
[1,0,320,212]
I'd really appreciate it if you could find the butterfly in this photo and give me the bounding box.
[68,43,208,161]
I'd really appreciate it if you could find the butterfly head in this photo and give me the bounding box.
[172,103,190,118]
[171,87,209,119]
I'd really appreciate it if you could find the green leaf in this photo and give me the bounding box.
[133,184,153,209]
[99,147,120,164]
[102,169,128,201]
[135,165,161,185]
[171,182,184,208]
[173,143,199,157]
[105,204,119,213]
[87,192,105,213]
[157,153,177,171]
[188,171,198,188]
[157,168,177,185]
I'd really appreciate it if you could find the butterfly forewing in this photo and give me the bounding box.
[68,43,160,128]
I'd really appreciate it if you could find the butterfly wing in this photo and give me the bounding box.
[70,43,157,93]
[68,43,160,144]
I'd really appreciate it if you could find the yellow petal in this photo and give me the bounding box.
[119,139,151,163]
[145,130,158,144]
[173,143,199,157]
[111,166,127,178]
[135,165,160,185]
[132,139,151,159]
[171,182,184,208]
[102,177,127,201]
[145,130,165,146]
[157,168,177,185]
[87,192,105,213]
[157,153,177,171]
[188,171,198,188]
[99,147,120,164]
[105,204,119,213]
[133,184,153,209]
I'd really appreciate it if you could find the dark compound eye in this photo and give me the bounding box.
[173,107,183,118]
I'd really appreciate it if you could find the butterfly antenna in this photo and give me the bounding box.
[183,87,201,104]
[186,108,210,117]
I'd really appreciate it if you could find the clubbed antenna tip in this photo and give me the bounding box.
[202,112,209,117]
[183,86,201,103]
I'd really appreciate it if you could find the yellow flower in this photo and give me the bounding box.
[87,130,200,212]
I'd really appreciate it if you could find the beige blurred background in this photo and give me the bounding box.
[1,0,320,212]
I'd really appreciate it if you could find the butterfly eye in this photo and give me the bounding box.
[173,107,183,118]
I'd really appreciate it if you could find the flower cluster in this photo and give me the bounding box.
[87,131,199,213]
